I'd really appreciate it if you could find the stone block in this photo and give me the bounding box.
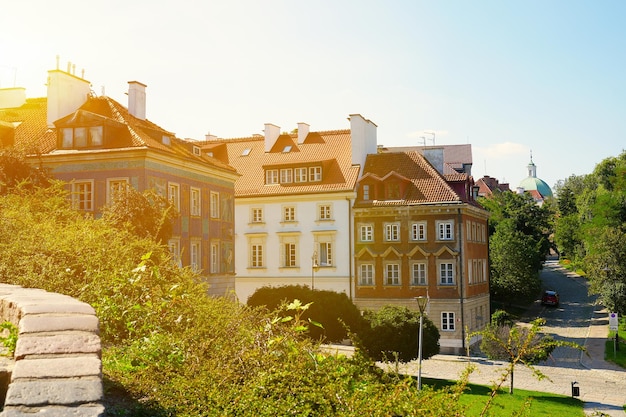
[19,314,99,334]
[15,332,101,359]
[12,356,101,380]
[4,378,103,406]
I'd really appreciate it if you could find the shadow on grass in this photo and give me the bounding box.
[103,376,170,417]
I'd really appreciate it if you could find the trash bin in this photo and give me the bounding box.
[571,381,580,397]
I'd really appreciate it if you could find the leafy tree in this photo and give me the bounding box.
[0,148,50,194]
[489,219,542,303]
[553,213,582,260]
[100,187,178,243]
[247,284,365,342]
[359,305,439,362]
[477,317,585,398]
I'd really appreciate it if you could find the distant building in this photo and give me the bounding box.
[353,150,490,354]
[0,65,239,296]
[517,155,553,205]
[379,144,473,177]
[475,175,510,197]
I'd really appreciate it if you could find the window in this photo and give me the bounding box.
[210,191,219,218]
[437,221,454,240]
[359,225,373,242]
[385,223,400,241]
[283,243,297,267]
[241,148,251,156]
[439,262,455,285]
[411,222,427,241]
[359,264,374,285]
[319,204,332,220]
[60,126,103,148]
[295,167,307,183]
[190,241,201,272]
[168,239,181,267]
[283,206,296,222]
[190,187,201,216]
[309,166,322,182]
[319,242,332,266]
[251,207,264,223]
[411,262,427,285]
[71,180,93,211]
[363,184,370,200]
[211,242,219,273]
[168,183,180,211]
[106,178,129,205]
[193,146,201,156]
[442,312,455,331]
[280,168,293,183]
[251,244,263,267]
[266,169,278,184]
[385,263,400,285]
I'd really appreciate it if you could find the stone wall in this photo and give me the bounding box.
[0,284,104,416]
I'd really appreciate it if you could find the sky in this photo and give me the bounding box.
[2,1,625,191]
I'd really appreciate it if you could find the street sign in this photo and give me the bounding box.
[609,312,619,331]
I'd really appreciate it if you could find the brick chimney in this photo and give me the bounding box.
[128,81,147,120]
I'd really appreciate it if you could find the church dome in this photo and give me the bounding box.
[518,158,553,198]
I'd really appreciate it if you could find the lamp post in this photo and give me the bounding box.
[311,251,318,290]
[415,295,429,390]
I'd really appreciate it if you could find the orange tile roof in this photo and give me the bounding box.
[357,151,462,206]
[0,98,55,152]
[201,130,360,197]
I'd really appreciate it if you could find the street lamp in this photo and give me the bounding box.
[415,295,429,390]
[311,251,319,290]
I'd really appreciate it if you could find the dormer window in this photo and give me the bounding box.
[282,145,292,153]
[60,126,103,148]
[193,146,201,156]
[162,135,171,145]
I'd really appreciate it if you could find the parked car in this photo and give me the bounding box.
[541,290,560,307]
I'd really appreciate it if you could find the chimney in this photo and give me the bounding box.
[349,114,378,168]
[422,147,444,174]
[0,87,27,109]
[46,67,91,127]
[297,122,309,144]
[264,123,280,152]
[128,81,147,120]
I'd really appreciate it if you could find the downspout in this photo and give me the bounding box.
[347,197,354,300]
[457,207,466,353]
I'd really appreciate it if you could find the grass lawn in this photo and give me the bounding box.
[424,378,585,417]
[605,329,626,368]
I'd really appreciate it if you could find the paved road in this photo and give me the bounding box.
[397,260,626,416]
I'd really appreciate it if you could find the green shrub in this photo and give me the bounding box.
[247,284,365,342]
[360,305,440,362]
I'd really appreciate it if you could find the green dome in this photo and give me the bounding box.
[519,176,553,197]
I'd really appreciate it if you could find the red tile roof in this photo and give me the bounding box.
[201,130,361,197]
[357,151,462,206]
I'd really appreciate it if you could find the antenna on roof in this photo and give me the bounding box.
[419,136,426,146]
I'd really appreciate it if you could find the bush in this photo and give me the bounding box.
[360,305,440,362]
[247,285,365,342]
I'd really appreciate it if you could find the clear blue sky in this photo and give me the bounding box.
[2,1,625,191]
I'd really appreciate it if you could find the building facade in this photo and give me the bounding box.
[353,150,490,354]
[0,66,239,296]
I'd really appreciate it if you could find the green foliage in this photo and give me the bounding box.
[490,309,514,327]
[0,322,18,356]
[101,187,178,243]
[0,148,51,194]
[247,284,365,342]
[360,305,440,362]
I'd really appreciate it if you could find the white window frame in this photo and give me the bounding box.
[280,168,293,184]
[71,180,94,211]
[283,242,297,267]
[359,263,374,285]
[318,204,332,221]
[439,262,455,285]
[442,312,456,331]
[384,263,400,286]
[359,224,373,242]
[251,207,264,223]
[168,238,181,267]
[210,191,219,218]
[168,182,180,212]
[266,169,278,184]
[318,241,332,266]
[411,222,427,241]
[106,177,129,205]
[436,220,454,241]
[190,187,201,216]
[211,242,219,273]
[363,184,370,200]
[309,166,322,182]
[385,223,400,241]
[283,206,296,222]
[190,240,201,272]
[411,262,427,286]
[294,167,307,183]
[249,238,265,268]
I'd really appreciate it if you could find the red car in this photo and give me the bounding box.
[541,290,560,307]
